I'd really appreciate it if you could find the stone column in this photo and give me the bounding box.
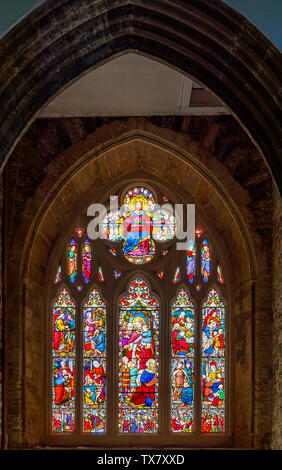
[272,185,282,449]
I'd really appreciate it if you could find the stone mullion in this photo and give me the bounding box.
[107,282,116,437]
[159,275,169,437]
[194,297,201,435]
[76,293,83,434]
[194,234,202,435]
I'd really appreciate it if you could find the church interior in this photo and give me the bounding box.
[0,0,281,450]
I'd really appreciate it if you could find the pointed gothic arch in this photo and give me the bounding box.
[0,0,281,192]
[4,122,272,448]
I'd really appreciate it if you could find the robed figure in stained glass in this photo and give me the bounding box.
[130,358,156,407]
[84,359,106,406]
[187,238,196,283]
[100,186,175,265]
[53,309,75,356]
[172,309,194,356]
[171,289,195,433]
[202,308,224,356]
[82,238,92,283]
[119,278,159,433]
[53,359,75,406]
[201,289,225,432]
[201,239,211,282]
[122,196,154,260]
[52,288,76,432]
[83,289,107,433]
[123,313,155,370]
[67,238,77,283]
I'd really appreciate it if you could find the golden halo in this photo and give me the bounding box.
[128,195,152,211]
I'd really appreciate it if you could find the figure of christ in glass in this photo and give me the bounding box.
[100,186,175,265]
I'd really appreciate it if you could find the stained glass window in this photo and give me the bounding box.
[82,238,92,283]
[201,238,211,283]
[98,267,104,283]
[55,265,62,284]
[187,238,196,283]
[49,185,229,442]
[75,225,85,238]
[173,267,180,284]
[118,278,159,433]
[171,289,194,432]
[217,266,224,284]
[100,186,175,265]
[68,238,77,284]
[114,270,122,279]
[83,289,107,432]
[195,226,204,238]
[122,197,156,264]
[52,288,76,432]
[202,289,225,432]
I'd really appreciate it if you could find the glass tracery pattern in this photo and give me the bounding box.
[50,183,228,441]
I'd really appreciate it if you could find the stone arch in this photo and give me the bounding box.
[22,119,261,285]
[6,119,271,447]
[0,0,281,192]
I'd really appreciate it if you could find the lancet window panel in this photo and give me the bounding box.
[118,278,159,433]
[52,288,76,433]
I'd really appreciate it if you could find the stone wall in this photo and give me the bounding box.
[272,186,282,449]
[0,0,281,194]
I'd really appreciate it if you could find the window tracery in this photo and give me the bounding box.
[50,183,228,441]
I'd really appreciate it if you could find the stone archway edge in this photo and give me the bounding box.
[0,0,281,191]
